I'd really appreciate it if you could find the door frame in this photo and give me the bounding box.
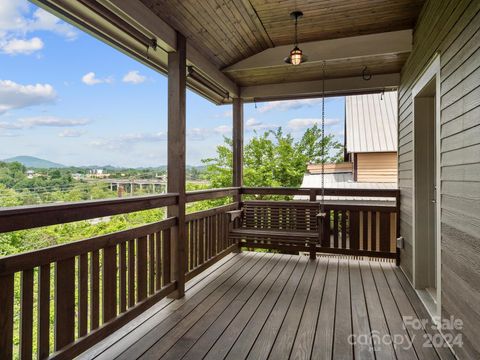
[411,54,441,319]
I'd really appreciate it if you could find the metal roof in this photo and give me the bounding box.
[345,91,398,153]
[296,173,397,205]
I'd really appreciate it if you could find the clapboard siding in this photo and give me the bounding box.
[398,0,480,358]
[356,152,398,183]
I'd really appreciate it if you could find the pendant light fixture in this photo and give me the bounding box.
[284,11,306,65]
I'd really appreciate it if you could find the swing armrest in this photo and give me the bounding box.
[316,212,327,225]
[226,209,243,222]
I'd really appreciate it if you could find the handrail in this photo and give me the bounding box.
[241,187,400,198]
[186,187,240,203]
[0,193,179,233]
[0,217,176,275]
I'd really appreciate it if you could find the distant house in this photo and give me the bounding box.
[299,92,398,203]
[87,168,111,179]
[26,170,35,179]
[344,91,398,183]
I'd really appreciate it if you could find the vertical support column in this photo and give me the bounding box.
[167,32,186,298]
[232,97,244,253]
[232,97,244,201]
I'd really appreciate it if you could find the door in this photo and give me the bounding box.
[412,56,441,318]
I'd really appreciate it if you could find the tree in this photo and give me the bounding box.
[202,124,343,188]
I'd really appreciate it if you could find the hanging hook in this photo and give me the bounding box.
[362,66,372,81]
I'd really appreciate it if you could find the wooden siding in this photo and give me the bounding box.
[356,152,398,183]
[308,162,353,174]
[397,0,480,358]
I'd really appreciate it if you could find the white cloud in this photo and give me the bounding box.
[0,2,78,55]
[214,109,233,118]
[29,8,78,40]
[245,117,276,131]
[187,128,211,141]
[0,132,19,137]
[0,79,56,114]
[257,98,326,113]
[287,118,341,130]
[58,129,86,137]
[214,124,231,135]
[122,70,146,84]
[91,132,167,150]
[0,116,90,129]
[1,37,43,54]
[81,72,113,86]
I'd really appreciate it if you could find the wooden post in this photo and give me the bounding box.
[232,97,243,252]
[167,32,187,298]
[232,98,243,195]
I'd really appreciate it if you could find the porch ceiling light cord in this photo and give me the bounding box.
[320,60,326,212]
[284,11,306,65]
[316,60,327,252]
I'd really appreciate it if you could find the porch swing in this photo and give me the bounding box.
[227,63,328,259]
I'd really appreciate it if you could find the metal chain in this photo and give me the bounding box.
[321,61,326,212]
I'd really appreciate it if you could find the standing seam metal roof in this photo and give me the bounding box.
[345,91,398,153]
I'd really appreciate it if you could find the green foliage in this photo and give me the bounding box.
[203,124,343,188]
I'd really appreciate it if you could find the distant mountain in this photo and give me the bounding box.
[3,156,66,169]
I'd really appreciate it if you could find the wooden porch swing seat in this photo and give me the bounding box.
[228,201,323,258]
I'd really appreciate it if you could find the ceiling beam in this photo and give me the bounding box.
[224,30,412,73]
[107,0,239,98]
[240,73,400,102]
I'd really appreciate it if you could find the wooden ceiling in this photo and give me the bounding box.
[250,0,425,45]
[138,0,424,95]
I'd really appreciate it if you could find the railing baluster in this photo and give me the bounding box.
[103,246,117,322]
[350,210,360,250]
[188,221,193,271]
[362,211,368,251]
[199,218,204,265]
[372,212,377,251]
[341,210,347,249]
[333,210,339,248]
[20,269,34,360]
[120,242,127,312]
[149,234,155,295]
[324,209,331,247]
[55,257,75,351]
[90,250,100,330]
[380,212,391,252]
[136,236,148,302]
[79,253,88,336]
[155,231,162,291]
[38,264,50,359]
[128,239,135,307]
[0,273,14,360]
[162,228,171,285]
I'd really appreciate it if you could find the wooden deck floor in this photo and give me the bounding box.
[80,252,455,360]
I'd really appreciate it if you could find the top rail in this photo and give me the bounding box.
[241,187,400,198]
[0,187,399,234]
[0,193,179,233]
[186,187,240,202]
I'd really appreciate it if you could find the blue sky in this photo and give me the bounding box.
[0,0,345,167]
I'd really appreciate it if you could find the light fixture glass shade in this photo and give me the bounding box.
[290,46,303,65]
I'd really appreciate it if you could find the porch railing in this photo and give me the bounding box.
[240,187,400,260]
[0,186,399,359]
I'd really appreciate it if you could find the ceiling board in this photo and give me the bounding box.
[251,0,425,45]
[228,53,409,86]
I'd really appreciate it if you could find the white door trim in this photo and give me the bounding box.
[411,53,441,320]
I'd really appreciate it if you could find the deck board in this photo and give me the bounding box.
[79,252,455,360]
